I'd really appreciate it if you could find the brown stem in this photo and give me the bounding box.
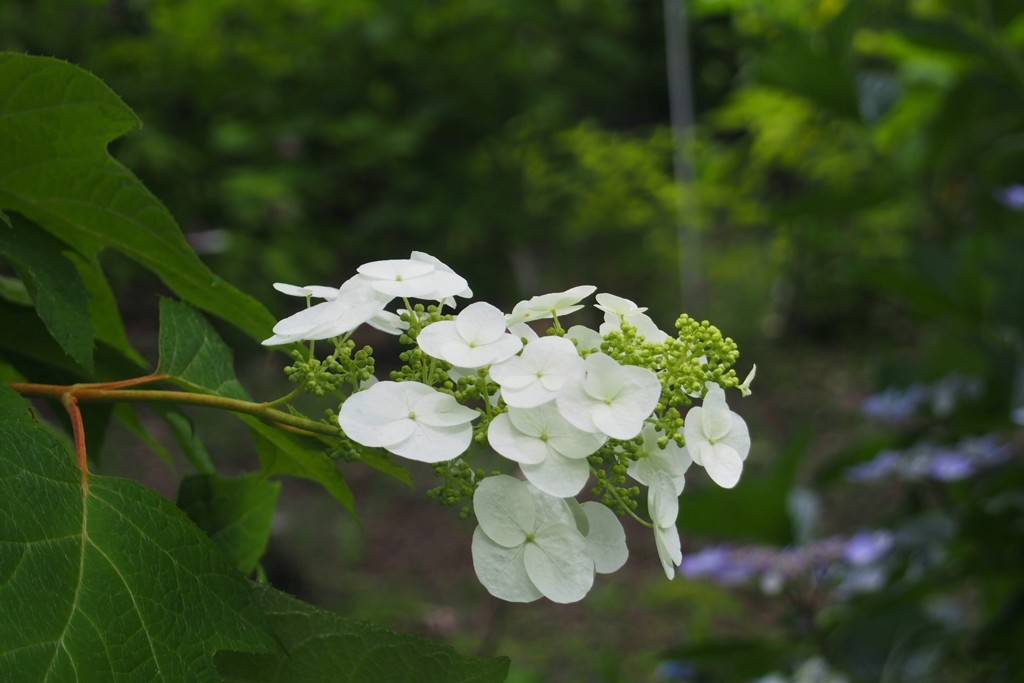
[60,392,89,488]
[10,382,340,438]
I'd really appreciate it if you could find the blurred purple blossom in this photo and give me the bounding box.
[861,373,983,424]
[994,185,1024,211]
[843,530,894,565]
[679,532,893,598]
[846,434,1009,484]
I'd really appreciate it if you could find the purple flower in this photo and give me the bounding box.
[843,530,894,565]
[846,450,902,483]
[995,185,1024,211]
[928,451,975,481]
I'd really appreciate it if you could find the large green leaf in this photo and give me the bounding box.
[0,52,275,342]
[216,585,510,683]
[0,216,94,373]
[177,473,281,575]
[0,386,279,681]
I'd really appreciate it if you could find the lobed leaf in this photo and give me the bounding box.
[0,386,279,681]
[0,52,276,342]
[215,585,510,683]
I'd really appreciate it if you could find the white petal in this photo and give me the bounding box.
[473,474,535,547]
[487,413,551,465]
[410,251,473,298]
[358,259,435,281]
[648,471,679,530]
[472,527,542,602]
[413,390,478,427]
[337,383,416,447]
[566,325,602,353]
[389,421,472,463]
[704,443,744,489]
[417,321,463,361]
[524,524,594,603]
[721,413,751,461]
[455,301,508,345]
[595,292,642,315]
[580,502,628,574]
[683,407,706,464]
[554,375,599,434]
[521,450,590,497]
[524,483,576,527]
[700,383,732,441]
[655,525,682,580]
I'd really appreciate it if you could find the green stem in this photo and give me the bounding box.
[10,382,340,438]
[593,468,653,529]
[264,385,304,408]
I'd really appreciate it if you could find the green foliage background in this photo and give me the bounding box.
[2,0,1023,680]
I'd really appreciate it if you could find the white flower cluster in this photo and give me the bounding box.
[266,252,754,603]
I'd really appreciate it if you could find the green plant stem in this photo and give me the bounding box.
[10,382,340,438]
[593,469,653,528]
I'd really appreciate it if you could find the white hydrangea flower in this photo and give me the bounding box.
[417,301,522,369]
[272,282,341,300]
[506,285,597,325]
[649,470,682,580]
[683,382,751,489]
[263,274,392,345]
[410,250,473,306]
[471,475,595,603]
[357,256,469,301]
[337,381,477,462]
[556,352,661,440]
[626,423,692,495]
[489,336,583,408]
[487,405,606,497]
[596,293,669,343]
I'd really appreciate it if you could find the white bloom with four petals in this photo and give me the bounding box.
[357,256,469,301]
[471,475,595,603]
[338,381,477,462]
[489,336,583,408]
[487,405,606,497]
[556,352,662,440]
[683,382,751,489]
[417,301,522,369]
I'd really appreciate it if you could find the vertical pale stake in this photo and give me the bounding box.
[663,0,705,317]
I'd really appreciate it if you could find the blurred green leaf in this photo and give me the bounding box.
[177,473,281,574]
[0,52,276,342]
[215,584,510,683]
[0,386,279,680]
[677,429,810,545]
